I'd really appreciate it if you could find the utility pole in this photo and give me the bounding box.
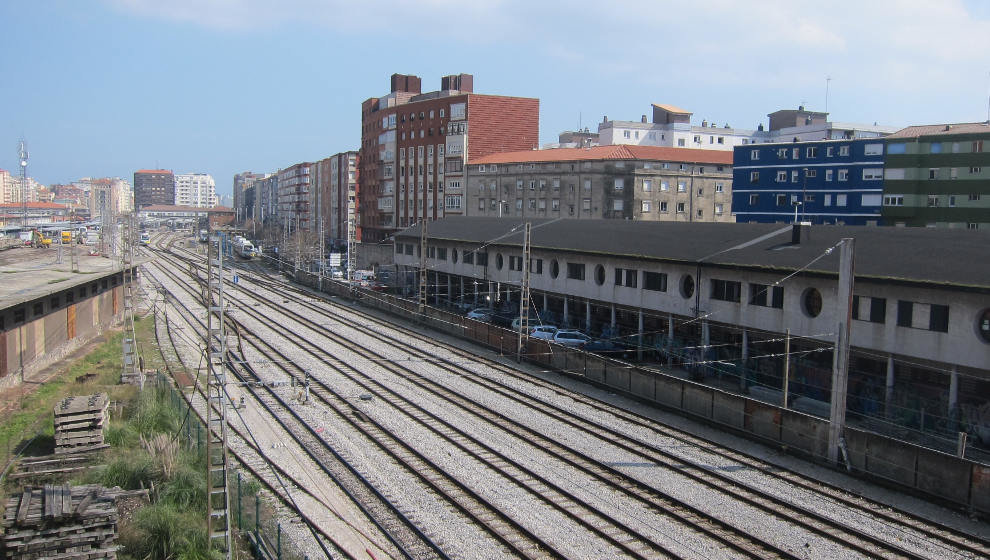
[205,238,232,557]
[828,238,855,465]
[18,140,28,228]
[418,218,428,316]
[517,222,532,362]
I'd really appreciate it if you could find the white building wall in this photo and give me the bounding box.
[174,173,218,208]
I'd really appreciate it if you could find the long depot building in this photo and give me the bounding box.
[393,217,990,451]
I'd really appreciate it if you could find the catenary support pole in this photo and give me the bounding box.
[828,238,855,465]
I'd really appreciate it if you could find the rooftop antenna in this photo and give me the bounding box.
[825,76,832,115]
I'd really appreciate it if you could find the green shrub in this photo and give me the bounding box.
[99,451,158,489]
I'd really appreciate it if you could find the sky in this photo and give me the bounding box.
[2,0,989,199]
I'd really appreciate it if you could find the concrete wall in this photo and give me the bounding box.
[288,268,989,514]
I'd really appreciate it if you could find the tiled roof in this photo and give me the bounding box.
[886,122,990,138]
[651,103,691,114]
[469,145,732,166]
[0,202,67,209]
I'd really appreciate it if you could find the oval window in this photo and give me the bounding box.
[680,275,695,299]
[803,288,823,317]
[550,259,560,279]
[496,253,504,270]
[595,265,605,286]
[978,309,990,343]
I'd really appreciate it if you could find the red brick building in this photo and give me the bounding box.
[359,73,539,242]
[313,151,359,247]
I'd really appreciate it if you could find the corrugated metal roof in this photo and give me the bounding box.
[396,217,990,291]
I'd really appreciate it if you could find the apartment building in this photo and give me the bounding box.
[133,169,175,208]
[277,162,312,231]
[882,122,990,228]
[233,171,266,220]
[464,145,733,222]
[174,173,218,208]
[598,104,896,151]
[360,73,539,242]
[731,139,887,225]
[312,151,359,247]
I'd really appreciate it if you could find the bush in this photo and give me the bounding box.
[99,451,158,490]
[119,504,217,560]
[105,423,139,448]
[159,464,206,510]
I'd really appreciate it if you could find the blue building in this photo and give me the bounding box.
[731,139,886,225]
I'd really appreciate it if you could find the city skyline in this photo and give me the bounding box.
[2,0,989,196]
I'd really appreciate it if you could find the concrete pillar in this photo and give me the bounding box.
[610,304,616,330]
[459,276,464,303]
[543,293,548,315]
[637,309,644,361]
[948,365,959,421]
[563,297,569,327]
[434,272,441,306]
[585,300,591,332]
[885,355,895,418]
[447,274,453,303]
[740,329,749,390]
[667,313,674,352]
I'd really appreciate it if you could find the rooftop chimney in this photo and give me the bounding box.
[791,222,812,244]
[641,115,647,123]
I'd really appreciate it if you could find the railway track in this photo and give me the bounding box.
[144,235,989,559]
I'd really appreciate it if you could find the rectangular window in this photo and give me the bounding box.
[614,268,638,288]
[749,284,784,308]
[864,143,883,156]
[825,169,833,181]
[776,171,787,182]
[927,194,940,207]
[566,262,585,280]
[929,168,938,179]
[929,304,949,332]
[643,271,667,292]
[509,255,523,271]
[583,179,592,190]
[839,145,850,156]
[476,252,488,266]
[715,203,724,214]
[973,140,984,153]
[531,258,543,274]
[861,194,882,206]
[751,149,759,160]
[777,148,788,159]
[711,279,741,302]
[971,166,982,174]
[805,169,817,178]
[714,182,724,193]
[853,296,886,323]
[643,179,652,192]
[791,170,799,183]
[883,195,904,206]
[888,143,907,154]
[676,202,685,213]
[436,247,447,260]
[582,198,591,211]
[897,300,913,327]
[749,194,759,205]
[750,171,759,184]
[614,178,624,191]
[659,201,668,212]
[677,181,686,192]
[863,168,883,180]
[462,251,474,264]
[552,198,560,210]
[836,194,847,206]
[838,169,849,181]
[641,200,651,212]
[826,146,834,157]
[776,194,788,206]
[806,147,818,158]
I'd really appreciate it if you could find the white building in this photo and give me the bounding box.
[174,173,218,208]
[598,104,897,151]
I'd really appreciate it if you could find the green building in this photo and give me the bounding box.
[882,122,990,228]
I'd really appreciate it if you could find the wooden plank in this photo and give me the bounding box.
[16,489,32,523]
[44,485,53,519]
[63,483,72,520]
[74,490,96,517]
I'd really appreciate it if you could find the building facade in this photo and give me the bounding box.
[881,123,990,229]
[731,139,887,225]
[233,171,265,220]
[133,169,175,208]
[464,145,733,222]
[598,104,897,152]
[174,173,218,208]
[88,178,133,220]
[360,73,540,242]
[277,162,313,231]
[313,151,359,248]
[253,173,279,227]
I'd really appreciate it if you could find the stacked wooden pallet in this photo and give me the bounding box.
[0,485,134,559]
[53,395,109,455]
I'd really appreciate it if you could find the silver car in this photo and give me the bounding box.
[529,325,559,340]
[552,329,591,347]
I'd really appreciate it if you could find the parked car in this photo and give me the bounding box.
[510,316,549,331]
[580,339,634,360]
[552,329,592,347]
[528,325,559,340]
[466,307,495,321]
